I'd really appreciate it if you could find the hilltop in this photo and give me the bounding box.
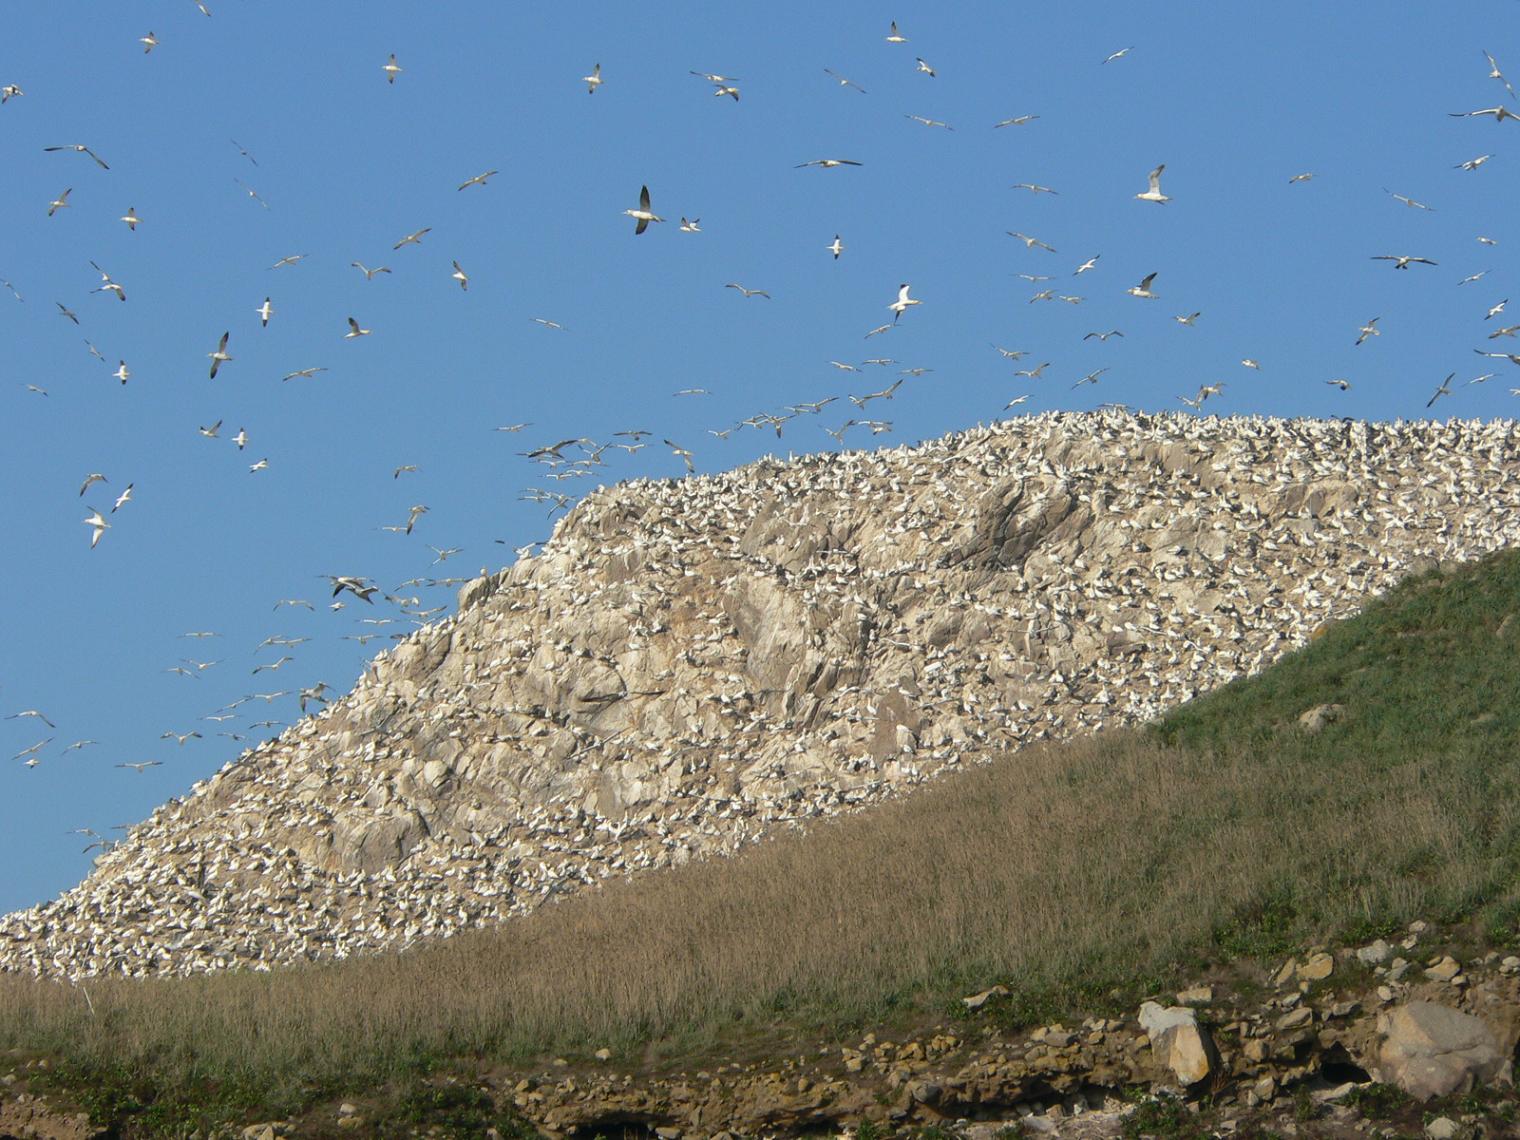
[4,410,1520,979]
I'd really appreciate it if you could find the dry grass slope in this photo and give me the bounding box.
[4,550,1520,1133]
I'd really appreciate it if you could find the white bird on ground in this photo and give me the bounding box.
[888,283,921,322]
[1126,272,1159,299]
[207,331,231,378]
[623,185,663,234]
[1135,164,1169,204]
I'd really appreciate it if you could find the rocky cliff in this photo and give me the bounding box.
[5,410,1520,979]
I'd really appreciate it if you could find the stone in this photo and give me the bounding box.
[1424,956,1461,982]
[1374,1001,1510,1101]
[1176,985,1213,1005]
[1356,939,1392,966]
[1297,952,1334,982]
[1425,1117,1460,1140]
[594,1048,612,1061]
[1138,1001,1215,1086]
[1275,1007,1314,1031]
[1297,703,1344,734]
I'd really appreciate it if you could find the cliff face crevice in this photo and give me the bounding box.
[5,411,1520,979]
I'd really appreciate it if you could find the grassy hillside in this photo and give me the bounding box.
[4,550,1520,1135]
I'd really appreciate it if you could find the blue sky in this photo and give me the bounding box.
[2,2,1518,915]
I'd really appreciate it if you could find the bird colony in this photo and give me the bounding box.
[4,409,1520,980]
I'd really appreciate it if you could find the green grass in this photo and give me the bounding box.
[5,549,1520,1136]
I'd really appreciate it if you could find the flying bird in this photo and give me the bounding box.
[1371,255,1437,269]
[111,483,133,513]
[623,185,663,234]
[796,158,862,169]
[915,57,936,77]
[47,188,72,217]
[828,235,843,259]
[1101,46,1133,64]
[83,508,109,548]
[888,283,921,322]
[351,262,392,279]
[1007,231,1056,252]
[120,206,140,230]
[457,169,498,190]
[1426,372,1456,408]
[679,217,701,232]
[583,63,602,93]
[724,283,770,299]
[139,31,158,53]
[1135,164,1169,204]
[1356,317,1381,345]
[885,20,907,43]
[257,297,273,326]
[1483,50,1517,100]
[207,331,231,378]
[1126,271,1159,299]
[79,473,107,496]
[823,68,866,93]
[1448,105,1519,123]
[451,260,469,290]
[44,143,109,169]
[393,227,431,249]
[383,53,403,83]
[1385,189,1434,211]
[993,114,1039,127]
[1455,154,1493,171]
[345,317,372,338]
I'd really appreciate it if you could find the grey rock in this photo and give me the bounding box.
[1375,1001,1510,1101]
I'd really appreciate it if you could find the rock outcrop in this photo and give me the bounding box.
[4,411,1520,978]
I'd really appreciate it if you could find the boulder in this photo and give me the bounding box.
[1138,1001,1216,1086]
[1374,1001,1510,1101]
